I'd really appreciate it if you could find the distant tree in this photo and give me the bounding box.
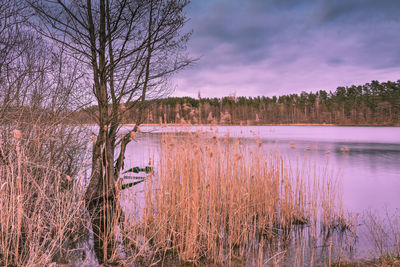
[76,80,400,126]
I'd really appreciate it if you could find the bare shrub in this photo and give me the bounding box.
[363,208,400,260]
[0,125,91,266]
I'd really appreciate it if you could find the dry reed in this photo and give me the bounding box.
[120,130,348,265]
[0,126,354,266]
[0,125,91,266]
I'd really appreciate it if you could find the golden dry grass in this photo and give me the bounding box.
[120,130,349,265]
[0,127,90,266]
[1,127,388,266]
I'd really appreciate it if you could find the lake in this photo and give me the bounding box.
[125,125,400,213]
[121,125,400,261]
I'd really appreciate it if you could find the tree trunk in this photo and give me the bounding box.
[85,143,119,263]
[87,190,118,263]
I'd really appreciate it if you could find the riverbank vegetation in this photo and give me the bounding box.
[0,123,89,266]
[0,129,351,266]
[122,131,354,266]
[2,127,400,266]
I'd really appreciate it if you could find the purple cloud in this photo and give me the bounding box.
[172,0,400,98]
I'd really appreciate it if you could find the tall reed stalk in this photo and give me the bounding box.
[0,128,90,266]
[121,130,346,265]
[1,127,350,266]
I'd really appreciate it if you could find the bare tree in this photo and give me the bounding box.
[1,0,90,182]
[28,0,192,263]
[0,1,29,114]
[0,2,95,264]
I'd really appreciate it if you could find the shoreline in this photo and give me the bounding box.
[77,122,400,128]
[121,123,400,127]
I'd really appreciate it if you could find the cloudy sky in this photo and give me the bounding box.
[172,0,400,98]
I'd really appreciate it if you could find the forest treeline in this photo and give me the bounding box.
[77,80,400,125]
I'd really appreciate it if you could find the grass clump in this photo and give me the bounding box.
[120,130,348,265]
[0,125,90,266]
[0,127,357,266]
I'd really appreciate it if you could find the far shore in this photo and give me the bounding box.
[120,122,400,127]
[78,122,400,127]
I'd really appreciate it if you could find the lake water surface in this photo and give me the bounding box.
[126,125,400,214]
